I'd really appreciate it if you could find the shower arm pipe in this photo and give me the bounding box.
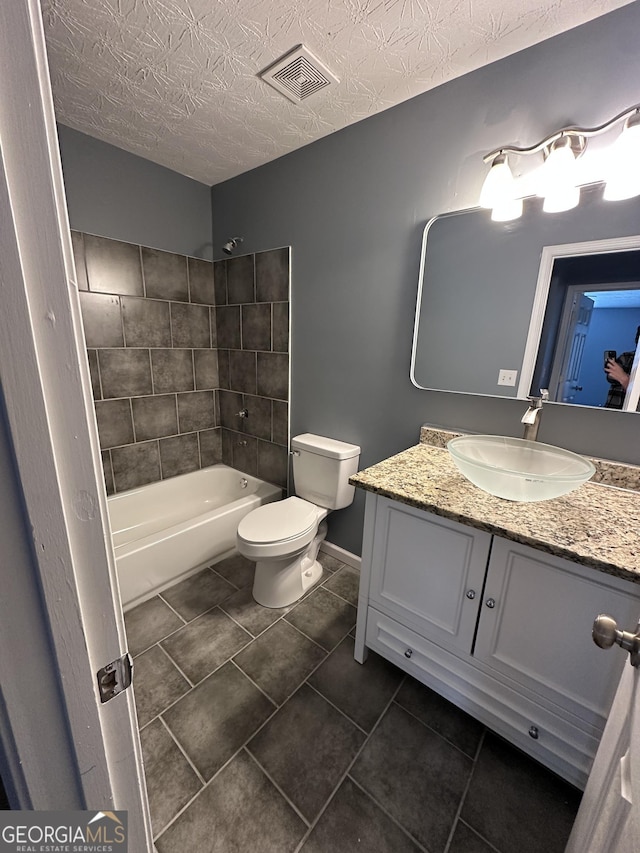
[482,103,640,164]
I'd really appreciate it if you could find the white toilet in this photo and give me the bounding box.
[236,433,361,608]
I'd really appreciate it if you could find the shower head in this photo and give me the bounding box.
[222,237,243,255]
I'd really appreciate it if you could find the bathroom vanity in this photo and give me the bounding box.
[351,430,640,789]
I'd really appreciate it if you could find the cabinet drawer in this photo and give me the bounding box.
[368,497,490,653]
[365,606,601,788]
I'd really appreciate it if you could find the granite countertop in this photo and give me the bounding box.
[350,439,640,584]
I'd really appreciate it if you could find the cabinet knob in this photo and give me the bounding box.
[485,598,496,609]
[466,589,476,600]
[529,725,540,740]
[404,648,413,659]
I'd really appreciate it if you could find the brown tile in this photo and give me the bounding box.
[94,398,134,449]
[162,608,251,684]
[155,750,305,853]
[111,441,161,491]
[256,248,289,302]
[132,394,178,441]
[234,620,326,705]
[134,645,191,727]
[98,349,152,398]
[140,719,202,837]
[308,636,402,732]
[142,247,188,302]
[162,661,275,781]
[188,257,215,305]
[159,433,200,478]
[79,292,123,347]
[124,596,184,657]
[217,348,230,389]
[122,296,171,347]
[84,234,143,296]
[151,349,194,394]
[248,684,365,821]
[161,568,237,621]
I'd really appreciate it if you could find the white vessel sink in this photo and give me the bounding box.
[447,435,595,502]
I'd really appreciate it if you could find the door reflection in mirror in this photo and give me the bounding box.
[529,250,640,410]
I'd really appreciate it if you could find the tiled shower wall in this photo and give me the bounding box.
[74,232,289,494]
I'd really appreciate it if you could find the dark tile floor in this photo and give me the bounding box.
[125,552,581,853]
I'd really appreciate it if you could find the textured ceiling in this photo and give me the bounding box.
[42,0,633,186]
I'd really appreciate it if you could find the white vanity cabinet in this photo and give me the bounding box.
[354,492,640,788]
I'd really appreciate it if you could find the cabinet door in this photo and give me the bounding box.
[368,497,491,653]
[473,537,640,732]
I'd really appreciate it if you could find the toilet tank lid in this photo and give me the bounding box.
[291,433,360,460]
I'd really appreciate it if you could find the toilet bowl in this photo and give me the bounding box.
[237,497,329,607]
[236,433,361,608]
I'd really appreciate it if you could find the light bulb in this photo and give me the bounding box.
[491,197,523,221]
[538,136,580,212]
[603,114,640,201]
[479,153,517,209]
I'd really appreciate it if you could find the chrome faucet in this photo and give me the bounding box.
[521,389,549,441]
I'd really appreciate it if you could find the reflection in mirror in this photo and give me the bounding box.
[411,183,640,411]
[527,251,640,411]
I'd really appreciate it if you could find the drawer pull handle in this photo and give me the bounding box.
[466,589,476,600]
[404,648,413,659]
[485,597,496,609]
[529,725,539,740]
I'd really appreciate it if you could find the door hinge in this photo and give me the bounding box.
[97,652,134,703]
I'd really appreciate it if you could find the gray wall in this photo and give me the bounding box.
[58,125,213,260]
[210,2,640,555]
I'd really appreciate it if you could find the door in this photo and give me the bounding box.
[550,292,594,403]
[0,1,152,847]
[566,615,640,852]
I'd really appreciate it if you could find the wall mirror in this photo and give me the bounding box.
[411,183,640,411]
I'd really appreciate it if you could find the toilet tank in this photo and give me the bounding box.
[291,433,361,510]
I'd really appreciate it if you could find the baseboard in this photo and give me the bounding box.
[320,540,361,571]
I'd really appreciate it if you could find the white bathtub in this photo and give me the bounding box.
[107,465,281,610]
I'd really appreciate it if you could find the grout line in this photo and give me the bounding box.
[317,584,358,611]
[304,681,369,736]
[391,698,484,763]
[281,615,338,654]
[443,728,487,853]
[454,817,503,853]
[292,676,409,853]
[159,716,207,788]
[157,643,195,689]
[242,748,311,828]
[156,594,189,625]
[228,658,279,708]
[347,775,431,853]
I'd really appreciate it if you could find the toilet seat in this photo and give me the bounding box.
[237,496,325,559]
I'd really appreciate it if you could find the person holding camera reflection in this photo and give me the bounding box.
[604,325,640,408]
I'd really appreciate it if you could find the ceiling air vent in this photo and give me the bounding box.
[260,45,339,104]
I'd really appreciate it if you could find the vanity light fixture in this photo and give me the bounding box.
[479,103,640,221]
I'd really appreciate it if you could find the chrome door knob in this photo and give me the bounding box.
[593,614,640,667]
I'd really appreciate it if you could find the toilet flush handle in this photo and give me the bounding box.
[290,449,300,456]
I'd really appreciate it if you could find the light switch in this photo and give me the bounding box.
[497,369,518,386]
